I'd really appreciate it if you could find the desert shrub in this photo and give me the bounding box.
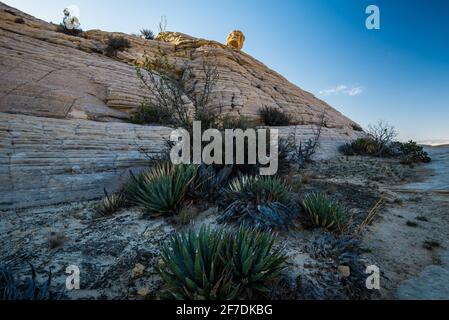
[131,102,174,126]
[157,226,286,300]
[191,165,233,202]
[399,140,431,164]
[301,193,348,233]
[105,35,131,57]
[125,163,197,216]
[0,264,55,300]
[220,176,296,230]
[228,227,286,298]
[14,17,25,24]
[339,143,356,156]
[340,137,382,156]
[55,23,83,37]
[157,227,238,300]
[137,49,219,130]
[299,234,376,300]
[259,106,290,126]
[95,189,127,216]
[367,120,397,155]
[221,115,256,130]
[140,28,155,40]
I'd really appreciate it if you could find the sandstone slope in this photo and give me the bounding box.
[0,2,361,129]
[0,2,364,209]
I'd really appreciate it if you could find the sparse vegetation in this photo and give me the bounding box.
[157,226,286,300]
[406,221,418,227]
[228,227,286,298]
[125,163,197,216]
[281,113,325,169]
[131,101,174,126]
[105,35,131,57]
[340,137,382,156]
[95,189,127,216]
[220,176,296,230]
[136,48,219,129]
[367,120,398,155]
[398,141,431,164]
[14,17,25,24]
[416,215,429,222]
[221,115,256,130]
[140,28,155,40]
[56,23,83,37]
[191,165,232,203]
[0,264,55,300]
[301,193,349,233]
[423,240,440,251]
[259,106,290,126]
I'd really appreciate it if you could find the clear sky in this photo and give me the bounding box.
[4,0,449,143]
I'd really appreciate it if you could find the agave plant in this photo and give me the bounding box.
[95,189,126,216]
[125,163,198,216]
[220,176,296,230]
[0,264,54,300]
[301,193,348,232]
[157,227,239,300]
[228,227,286,298]
[191,165,233,202]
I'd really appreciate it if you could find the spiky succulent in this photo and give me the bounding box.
[157,227,239,300]
[0,264,54,300]
[228,227,286,298]
[157,226,287,300]
[301,193,348,232]
[125,163,198,216]
[220,176,296,230]
[191,165,232,202]
[95,189,126,216]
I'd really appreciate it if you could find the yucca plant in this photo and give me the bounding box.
[301,193,348,233]
[157,226,287,300]
[125,163,198,216]
[228,227,286,298]
[191,164,233,202]
[157,227,239,300]
[220,176,296,230]
[140,28,155,40]
[95,189,126,216]
[0,264,54,300]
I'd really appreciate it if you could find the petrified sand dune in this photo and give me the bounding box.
[0,2,364,209]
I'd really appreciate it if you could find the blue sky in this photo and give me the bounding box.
[4,0,449,142]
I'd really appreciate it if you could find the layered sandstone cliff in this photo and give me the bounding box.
[0,2,364,209]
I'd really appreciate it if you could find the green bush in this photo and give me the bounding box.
[95,189,126,216]
[399,141,431,164]
[301,193,348,233]
[259,107,290,126]
[125,163,198,216]
[105,35,131,57]
[340,138,382,156]
[157,226,286,300]
[229,227,286,298]
[0,264,55,300]
[191,165,233,202]
[220,176,296,230]
[158,227,238,300]
[140,28,155,40]
[131,102,174,125]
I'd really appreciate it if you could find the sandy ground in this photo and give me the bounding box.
[1,147,448,300]
[363,146,449,299]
